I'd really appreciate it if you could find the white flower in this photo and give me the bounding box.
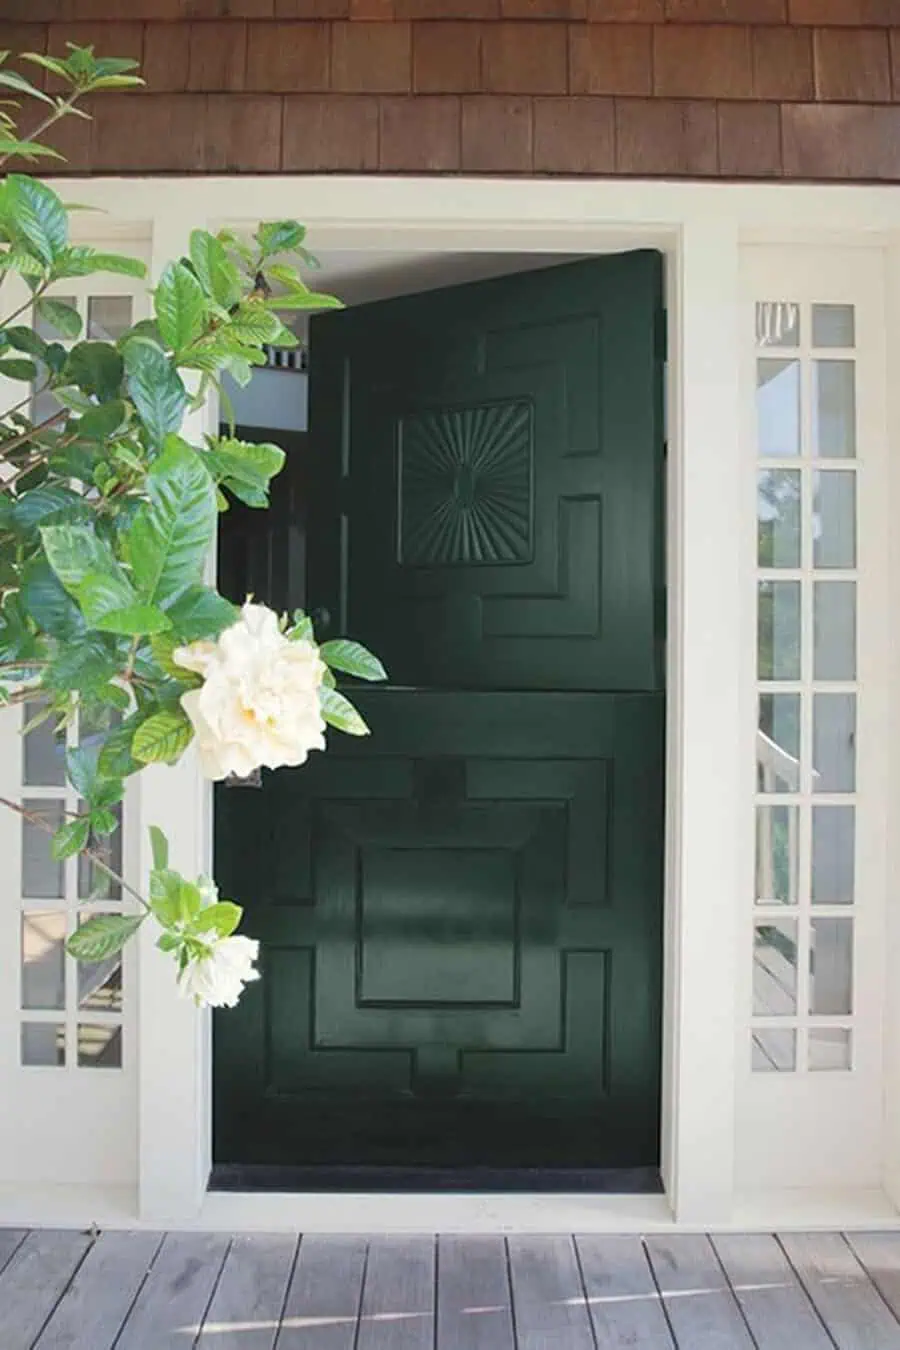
[174,601,326,781]
[177,935,260,1009]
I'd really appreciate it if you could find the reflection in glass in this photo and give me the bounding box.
[810,917,853,1015]
[22,800,65,899]
[753,920,798,1016]
[78,911,123,1012]
[814,582,856,681]
[755,805,799,906]
[77,803,122,901]
[21,911,66,1010]
[752,1028,796,1072]
[813,693,856,793]
[809,1028,852,1072]
[758,694,801,793]
[87,295,133,341]
[77,1023,122,1069]
[812,304,855,349]
[758,469,801,568]
[812,806,855,906]
[758,581,801,680]
[34,295,77,340]
[21,1022,64,1067]
[755,301,800,348]
[23,701,65,787]
[813,471,856,568]
[814,361,856,459]
[757,359,801,458]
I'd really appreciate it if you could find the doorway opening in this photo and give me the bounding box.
[210,248,666,1194]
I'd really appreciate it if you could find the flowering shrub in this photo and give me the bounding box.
[0,45,385,1005]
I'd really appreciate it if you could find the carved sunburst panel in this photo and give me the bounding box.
[397,400,534,567]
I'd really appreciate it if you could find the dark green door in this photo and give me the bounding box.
[214,252,666,1178]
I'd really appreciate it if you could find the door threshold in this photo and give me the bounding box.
[209,1164,662,1195]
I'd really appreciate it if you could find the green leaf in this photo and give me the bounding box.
[132,706,193,764]
[97,715,141,779]
[12,485,87,534]
[165,585,238,641]
[0,69,56,106]
[90,807,118,835]
[129,438,216,608]
[21,53,70,79]
[0,357,37,381]
[76,399,129,442]
[320,639,387,682]
[77,571,140,626]
[189,230,241,309]
[150,871,202,928]
[207,436,285,489]
[229,301,282,345]
[40,522,140,628]
[35,297,81,339]
[2,325,46,358]
[0,248,46,276]
[149,824,168,871]
[93,602,172,636]
[271,289,342,312]
[319,686,370,737]
[256,220,306,256]
[4,175,68,264]
[288,612,314,642]
[20,558,86,640]
[65,744,99,800]
[67,913,144,963]
[50,245,146,281]
[51,815,91,861]
[154,260,208,354]
[44,634,120,695]
[0,139,64,163]
[122,337,188,448]
[65,341,123,401]
[192,900,242,939]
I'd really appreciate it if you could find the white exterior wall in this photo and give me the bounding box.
[0,177,899,1231]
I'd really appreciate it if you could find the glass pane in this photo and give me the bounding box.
[21,1022,65,1067]
[752,1028,796,1072]
[813,693,856,793]
[758,694,801,793]
[812,806,855,906]
[757,359,801,458]
[809,1028,852,1072]
[755,805,799,906]
[813,471,856,568]
[77,803,122,902]
[34,295,77,340]
[810,917,853,1015]
[77,1023,122,1069]
[22,800,65,899]
[756,301,800,348]
[78,912,123,1012]
[21,911,66,1010]
[31,386,63,426]
[758,581,801,680]
[814,362,856,459]
[814,582,856,681]
[812,304,855,349]
[87,295,133,341]
[758,470,801,567]
[753,920,797,1016]
[22,701,65,787]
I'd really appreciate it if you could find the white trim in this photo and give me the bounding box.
[2,174,900,1230]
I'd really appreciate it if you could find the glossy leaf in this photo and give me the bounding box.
[132,706,193,764]
[165,585,238,641]
[189,230,241,309]
[149,825,169,871]
[128,438,217,608]
[0,357,36,381]
[4,175,67,264]
[192,900,242,939]
[51,815,90,860]
[319,686,370,737]
[93,602,172,636]
[123,337,188,447]
[320,639,387,682]
[155,259,207,354]
[20,558,86,640]
[65,341,123,400]
[67,913,144,963]
[35,297,82,339]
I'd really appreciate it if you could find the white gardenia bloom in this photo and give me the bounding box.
[177,935,260,1009]
[174,601,327,781]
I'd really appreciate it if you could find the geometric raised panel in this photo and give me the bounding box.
[397,400,534,566]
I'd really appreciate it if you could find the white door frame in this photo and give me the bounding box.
[3,174,899,1231]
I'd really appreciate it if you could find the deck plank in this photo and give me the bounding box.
[575,1234,675,1349]
[198,1232,298,1349]
[276,1235,368,1349]
[0,1229,93,1350]
[507,1235,595,1350]
[436,1236,515,1350]
[32,1230,162,1350]
[644,1234,755,1349]
[356,1236,435,1350]
[713,1233,833,1350]
[780,1232,900,1349]
[846,1232,900,1322]
[115,1230,231,1349]
[0,1230,27,1275]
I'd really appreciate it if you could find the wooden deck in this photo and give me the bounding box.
[3,1229,900,1347]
